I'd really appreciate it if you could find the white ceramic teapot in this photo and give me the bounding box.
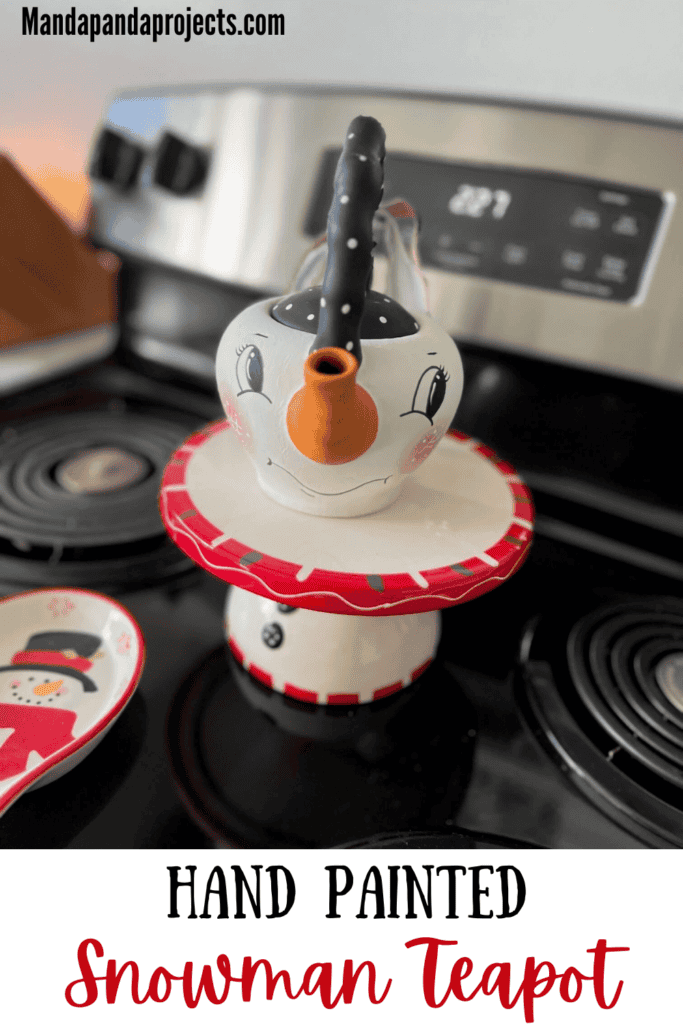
[215,116,464,518]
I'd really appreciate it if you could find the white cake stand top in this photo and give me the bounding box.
[160,421,533,616]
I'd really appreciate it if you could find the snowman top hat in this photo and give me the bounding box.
[271,115,419,364]
[0,631,101,691]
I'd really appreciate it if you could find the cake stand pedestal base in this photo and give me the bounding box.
[225,587,440,704]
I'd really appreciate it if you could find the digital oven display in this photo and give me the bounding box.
[306,152,669,302]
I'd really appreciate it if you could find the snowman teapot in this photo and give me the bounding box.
[215,116,464,518]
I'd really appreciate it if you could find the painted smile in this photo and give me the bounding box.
[267,459,392,496]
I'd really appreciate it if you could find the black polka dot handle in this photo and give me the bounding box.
[311,115,386,365]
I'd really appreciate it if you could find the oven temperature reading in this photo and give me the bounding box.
[448,185,512,219]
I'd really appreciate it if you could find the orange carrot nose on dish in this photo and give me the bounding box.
[286,348,378,465]
[33,679,64,696]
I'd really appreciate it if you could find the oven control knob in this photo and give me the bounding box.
[89,128,145,191]
[153,132,209,195]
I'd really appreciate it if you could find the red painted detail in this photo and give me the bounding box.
[485,522,532,563]
[283,683,318,704]
[505,522,530,541]
[159,424,535,616]
[0,588,144,817]
[227,637,244,666]
[327,692,360,705]
[12,650,92,674]
[474,443,497,459]
[184,510,224,546]
[419,558,486,588]
[410,657,433,682]
[183,420,227,448]
[203,419,229,437]
[161,461,188,487]
[249,663,273,688]
[447,428,470,441]
[162,489,195,521]
[373,681,403,700]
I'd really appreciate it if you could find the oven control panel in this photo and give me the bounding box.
[89,86,683,388]
[307,153,669,303]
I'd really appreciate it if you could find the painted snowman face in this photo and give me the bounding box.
[0,668,83,712]
[215,296,463,517]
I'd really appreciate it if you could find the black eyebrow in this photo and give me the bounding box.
[427,351,437,355]
[254,333,269,338]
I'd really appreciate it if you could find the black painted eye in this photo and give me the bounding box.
[276,604,297,614]
[236,344,266,397]
[262,623,284,649]
[404,365,449,424]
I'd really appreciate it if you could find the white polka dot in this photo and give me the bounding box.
[348,133,354,139]
[340,194,349,204]
[341,303,351,314]
[379,316,387,323]
[414,322,419,329]
[285,303,292,310]
[320,297,326,307]
[346,341,354,350]
[307,314,315,321]
[347,238,358,249]
[384,297,391,302]
[358,154,367,162]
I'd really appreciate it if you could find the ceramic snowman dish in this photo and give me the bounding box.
[0,587,144,815]
[215,116,463,518]
[161,114,534,704]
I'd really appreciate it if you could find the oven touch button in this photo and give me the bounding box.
[55,447,150,494]
[654,652,683,714]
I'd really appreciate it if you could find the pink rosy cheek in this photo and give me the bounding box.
[220,389,254,453]
[400,427,445,473]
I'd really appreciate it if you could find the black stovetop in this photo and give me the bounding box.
[0,345,681,849]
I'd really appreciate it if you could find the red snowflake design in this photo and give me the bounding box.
[47,597,76,618]
[117,633,132,655]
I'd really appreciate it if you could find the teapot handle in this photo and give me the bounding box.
[292,202,429,314]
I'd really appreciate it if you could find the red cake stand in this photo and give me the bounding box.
[160,420,533,705]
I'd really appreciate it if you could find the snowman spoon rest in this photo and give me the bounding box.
[0,588,144,816]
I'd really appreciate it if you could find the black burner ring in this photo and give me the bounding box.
[0,410,196,590]
[569,604,683,787]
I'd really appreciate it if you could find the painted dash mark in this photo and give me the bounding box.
[239,551,263,567]
[450,564,474,576]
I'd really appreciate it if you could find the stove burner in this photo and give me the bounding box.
[167,647,477,848]
[520,598,683,847]
[568,602,683,786]
[0,411,194,590]
[655,653,683,714]
[55,446,150,494]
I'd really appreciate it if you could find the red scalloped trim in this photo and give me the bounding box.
[160,423,534,617]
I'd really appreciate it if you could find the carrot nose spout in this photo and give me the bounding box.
[286,348,378,465]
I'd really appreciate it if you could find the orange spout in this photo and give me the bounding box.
[286,348,378,465]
